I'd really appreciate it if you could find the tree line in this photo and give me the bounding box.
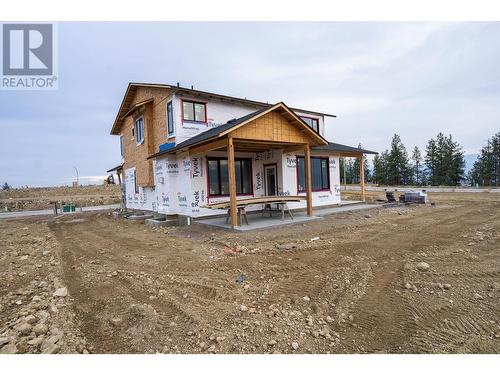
[339,131,496,187]
[469,132,500,186]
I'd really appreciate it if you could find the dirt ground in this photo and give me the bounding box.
[0,191,499,354]
[0,185,121,212]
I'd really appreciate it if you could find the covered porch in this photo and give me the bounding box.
[190,133,321,229]
[313,143,378,203]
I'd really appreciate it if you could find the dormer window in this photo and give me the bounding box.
[300,116,319,133]
[182,100,206,123]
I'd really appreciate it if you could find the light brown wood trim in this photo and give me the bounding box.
[219,103,328,146]
[204,196,305,209]
[360,156,366,202]
[227,137,238,228]
[282,143,309,154]
[338,152,364,158]
[120,98,154,120]
[304,144,313,217]
[189,138,228,155]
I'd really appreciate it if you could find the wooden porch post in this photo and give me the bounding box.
[359,155,366,202]
[117,170,122,185]
[227,137,238,227]
[304,144,313,216]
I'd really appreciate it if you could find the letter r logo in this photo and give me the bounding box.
[2,24,53,75]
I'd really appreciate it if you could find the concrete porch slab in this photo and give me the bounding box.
[314,203,381,217]
[195,202,382,232]
[196,211,321,232]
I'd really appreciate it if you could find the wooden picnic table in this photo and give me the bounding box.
[204,195,306,225]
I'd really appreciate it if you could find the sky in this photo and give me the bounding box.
[1,22,499,187]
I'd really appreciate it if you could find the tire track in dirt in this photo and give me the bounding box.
[42,197,500,354]
[339,201,500,353]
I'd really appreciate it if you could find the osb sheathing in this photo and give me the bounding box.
[121,86,173,187]
[230,111,313,145]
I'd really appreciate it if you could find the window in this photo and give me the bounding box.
[167,101,174,136]
[182,100,206,123]
[134,170,139,194]
[120,135,124,156]
[300,116,319,133]
[135,116,144,144]
[207,158,252,196]
[297,157,330,192]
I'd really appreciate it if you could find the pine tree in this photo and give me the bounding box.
[340,158,357,184]
[350,143,371,184]
[470,132,500,186]
[353,157,360,184]
[386,134,411,185]
[373,150,389,185]
[411,146,423,185]
[424,133,465,186]
[425,138,437,185]
[449,135,465,185]
[2,182,11,190]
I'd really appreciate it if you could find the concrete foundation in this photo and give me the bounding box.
[145,217,178,228]
[127,214,154,222]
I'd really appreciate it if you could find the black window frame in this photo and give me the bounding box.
[167,100,174,136]
[181,99,207,124]
[296,156,330,192]
[207,157,253,197]
[300,116,319,133]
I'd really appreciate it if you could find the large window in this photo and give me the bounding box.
[297,157,330,192]
[300,116,319,133]
[167,101,174,136]
[135,116,144,144]
[208,158,252,196]
[182,100,206,123]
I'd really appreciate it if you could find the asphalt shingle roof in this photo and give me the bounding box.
[313,142,378,154]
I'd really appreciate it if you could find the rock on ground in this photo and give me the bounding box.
[416,262,430,272]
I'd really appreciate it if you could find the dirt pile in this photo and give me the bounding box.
[0,185,121,212]
[0,219,88,353]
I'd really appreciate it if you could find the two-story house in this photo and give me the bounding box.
[109,83,376,227]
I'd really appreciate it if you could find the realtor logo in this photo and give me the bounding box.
[1,23,58,90]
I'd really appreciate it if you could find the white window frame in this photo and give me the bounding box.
[166,100,175,138]
[135,116,144,145]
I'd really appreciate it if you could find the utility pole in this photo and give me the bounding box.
[73,166,79,187]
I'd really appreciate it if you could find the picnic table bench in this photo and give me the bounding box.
[204,196,305,226]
